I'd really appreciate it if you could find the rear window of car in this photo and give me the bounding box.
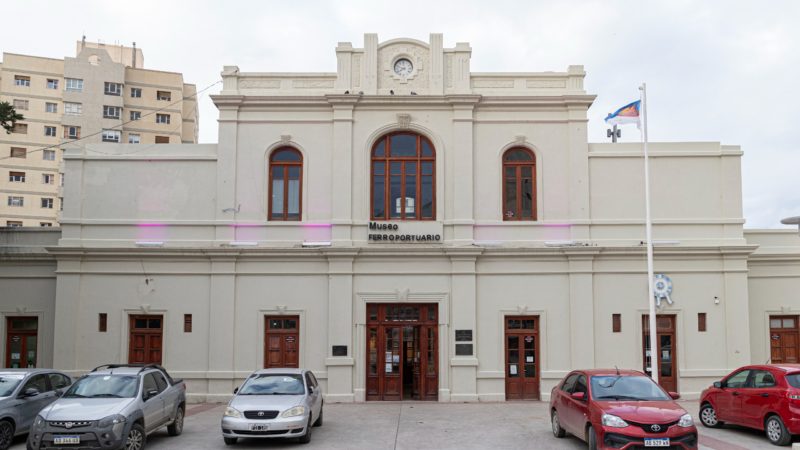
[787,373,800,388]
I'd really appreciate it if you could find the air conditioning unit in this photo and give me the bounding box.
[395,197,415,214]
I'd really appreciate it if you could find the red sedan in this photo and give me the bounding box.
[699,364,800,446]
[550,369,698,449]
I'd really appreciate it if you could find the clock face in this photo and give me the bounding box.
[393,58,413,77]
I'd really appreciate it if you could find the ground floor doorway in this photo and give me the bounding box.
[265,315,300,368]
[504,316,540,400]
[5,316,38,368]
[770,315,799,363]
[366,303,438,401]
[129,315,163,364]
[642,314,677,392]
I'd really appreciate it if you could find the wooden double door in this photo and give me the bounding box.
[505,316,540,400]
[5,317,38,368]
[366,304,438,401]
[265,316,299,368]
[770,315,799,363]
[129,315,163,365]
[642,315,677,392]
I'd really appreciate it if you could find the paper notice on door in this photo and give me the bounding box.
[526,356,534,363]
[10,353,20,360]
[662,350,670,360]
[385,363,393,373]
[510,364,518,375]
[385,352,393,361]
[393,355,400,363]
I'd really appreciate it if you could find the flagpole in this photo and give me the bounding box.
[640,82,659,386]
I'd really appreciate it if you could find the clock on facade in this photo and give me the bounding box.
[393,58,413,77]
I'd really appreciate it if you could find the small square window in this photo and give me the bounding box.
[45,102,58,113]
[130,87,142,98]
[47,79,59,89]
[9,171,26,182]
[103,105,121,119]
[64,126,81,139]
[156,113,171,124]
[128,133,141,144]
[101,129,121,142]
[41,198,54,209]
[156,90,171,101]
[65,78,83,92]
[64,102,82,115]
[14,75,30,87]
[10,147,26,158]
[42,174,55,184]
[13,99,29,110]
[130,111,141,121]
[104,82,122,96]
[44,126,57,137]
[8,196,24,207]
[43,150,56,161]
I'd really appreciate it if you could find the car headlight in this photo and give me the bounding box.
[33,415,46,429]
[281,406,306,418]
[601,413,629,428]
[98,414,126,428]
[224,406,242,418]
[678,413,694,427]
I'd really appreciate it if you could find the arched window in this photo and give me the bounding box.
[371,132,435,220]
[502,148,536,221]
[269,147,302,221]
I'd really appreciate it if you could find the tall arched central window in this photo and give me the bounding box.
[371,132,435,220]
[502,147,536,221]
[269,147,302,221]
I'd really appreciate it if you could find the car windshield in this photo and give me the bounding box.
[239,374,305,395]
[64,375,139,398]
[787,373,800,388]
[0,374,24,397]
[591,375,671,401]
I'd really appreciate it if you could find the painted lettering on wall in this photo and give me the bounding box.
[367,221,442,243]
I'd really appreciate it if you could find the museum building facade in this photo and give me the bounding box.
[2,34,800,403]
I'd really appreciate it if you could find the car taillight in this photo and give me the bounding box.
[787,392,800,401]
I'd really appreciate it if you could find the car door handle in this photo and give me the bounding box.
[761,393,769,398]
[732,392,739,396]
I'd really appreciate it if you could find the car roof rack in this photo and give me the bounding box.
[90,364,166,374]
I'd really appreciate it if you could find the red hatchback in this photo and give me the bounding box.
[550,369,698,449]
[699,364,800,446]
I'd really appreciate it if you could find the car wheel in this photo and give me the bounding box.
[551,410,566,438]
[125,423,146,450]
[700,403,723,428]
[587,425,598,450]
[0,420,14,450]
[298,416,313,444]
[765,415,791,446]
[313,406,323,427]
[167,406,184,436]
[223,437,238,445]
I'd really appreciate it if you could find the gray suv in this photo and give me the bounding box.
[0,369,72,450]
[27,364,185,450]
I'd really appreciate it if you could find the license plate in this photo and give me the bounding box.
[249,424,270,431]
[644,438,670,447]
[53,435,81,444]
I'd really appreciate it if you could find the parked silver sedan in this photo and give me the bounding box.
[221,368,323,445]
[0,369,71,450]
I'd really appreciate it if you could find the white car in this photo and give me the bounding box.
[221,368,323,445]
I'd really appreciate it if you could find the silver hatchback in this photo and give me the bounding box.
[221,368,323,445]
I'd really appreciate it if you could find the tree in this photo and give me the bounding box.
[0,101,24,134]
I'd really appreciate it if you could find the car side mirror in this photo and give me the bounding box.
[233,387,239,394]
[713,381,723,389]
[21,388,40,398]
[308,386,315,394]
[570,391,585,401]
[668,391,680,400]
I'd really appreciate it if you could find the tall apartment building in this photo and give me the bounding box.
[0,41,199,227]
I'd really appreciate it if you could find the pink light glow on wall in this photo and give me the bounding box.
[136,223,168,241]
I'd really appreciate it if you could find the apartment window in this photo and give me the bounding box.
[64,126,81,139]
[42,174,55,184]
[14,75,30,87]
[40,222,52,227]
[698,313,707,332]
[47,79,59,89]
[13,99,29,110]
[7,221,23,227]
[65,78,83,92]
[269,147,303,221]
[371,132,436,220]
[128,133,141,144]
[98,313,107,332]
[41,198,54,209]
[103,105,121,119]
[502,147,537,221]
[44,126,57,137]
[155,136,169,144]
[59,197,63,211]
[104,82,122,96]
[60,174,64,187]
[64,102,82,115]
[9,171,25,183]
[45,102,58,113]
[156,91,171,101]
[10,147,26,158]
[12,123,27,134]
[612,314,621,333]
[130,111,141,121]
[130,87,142,98]
[101,129,121,142]
[8,196,24,207]
[43,149,56,161]
[156,113,171,124]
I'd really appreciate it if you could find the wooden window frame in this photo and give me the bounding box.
[184,314,192,333]
[698,313,707,332]
[612,314,621,333]
[268,147,303,221]
[502,147,537,221]
[98,313,107,332]
[370,132,436,221]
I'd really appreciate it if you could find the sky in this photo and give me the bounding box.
[1,0,797,228]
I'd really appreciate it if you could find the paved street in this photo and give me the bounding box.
[11,400,791,449]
